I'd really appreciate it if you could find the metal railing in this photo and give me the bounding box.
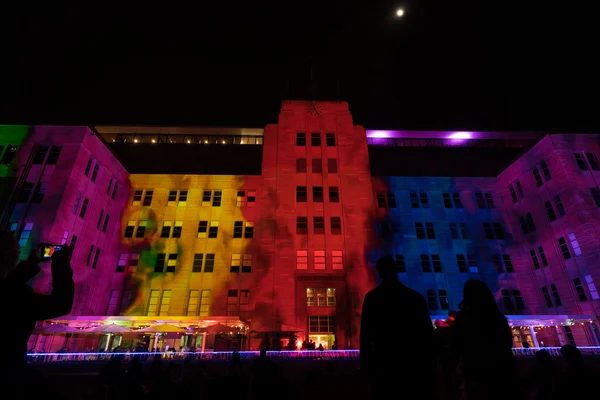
[26,347,600,364]
[114,134,263,145]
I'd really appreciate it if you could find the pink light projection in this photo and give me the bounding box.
[365,130,542,140]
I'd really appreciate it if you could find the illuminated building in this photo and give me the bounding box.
[2,101,600,351]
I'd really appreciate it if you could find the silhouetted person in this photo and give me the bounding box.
[0,233,74,399]
[360,256,435,400]
[555,344,595,398]
[451,280,520,400]
[530,350,556,400]
[433,313,458,399]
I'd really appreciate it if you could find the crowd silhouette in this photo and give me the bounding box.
[1,236,599,400]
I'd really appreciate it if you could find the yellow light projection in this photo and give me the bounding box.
[119,174,260,318]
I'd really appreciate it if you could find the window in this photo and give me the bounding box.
[132,190,143,206]
[327,158,338,173]
[296,132,306,146]
[204,254,215,272]
[124,221,136,238]
[504,290,525,311]
[573,278,587,301]
[492,255,504,273]
[442,192,462,208]
[448,222,470,239]
[297,217,308,234]
[533,167,543,187]
[482,223,504,239]
[554,195,566,216]
[541,286,553,307]
[79,198,89,218]
[311,133,321,146]
[31,182,48,203]
[332,251,343,270]
[17,182,33,203]
[47,146,62,164]
[296,186,307,202]
[172,221,183,238]
[590,188,600,207]
[313,186,323,202]
[558,237,571,259]
[107,290,121,315]
[187,290,199,316]
[154,254,166,272]
[168,189,188,206]
[427,290,438,310]
[159,290,171,316]
[395,254,406,273]
[545,201,557,221]
[296,158,307,173]
[420,254,431,273]
[329,186,339,202]
[377,192,397,208]
[296,250,308,269]
[86,245,95,266]
[117,253,138,273]
[568,232,582,256]
[484,193,495,208]
[97,210,105,229]
[91,163,99,183]
[530,249,541,269]
[92,248,101,269]
[410,192,420,208]
[326,133,336,146]
[534,162,552,186]
[475,193,486,208]
[111,183,118,200]
[242,254,252,272]
[584,275,600,300]
[439,290,449,310]
[509,181,524,202]
[107,179,113,195]
[502,254,514,273]
[467,255,478,273]
[135,221,147,238]
[197,221,208,238]
[575,152,600,171]
[509,185,518,203]
[308,316,335,333]
[32,146,49,164]
[143,190,153,206]
[212,190,222,207]
[0,145,17,164]
[330,217,341,234]
[201,190,211,206]
[161,221,175,238]
[84,157,93,176]
[538,246,548,266]
[147,290,160,316]
[230,254,241,272]
[192,254,204,272]
[19,223,33,247]
[236,190,256,207]
[550,284,562,306]
[314,250,325,269]
[431,254,442,272]
[199,290,211,316]
[456,254,468,272]
[70,234,77,249]
[314,217,325,234]
[520,212,535,234]
[312,158,322,173]
[208,221,219,238]
[415,222,435,239]
[71,192,82,214]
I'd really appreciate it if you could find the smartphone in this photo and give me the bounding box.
[39,244,63,261]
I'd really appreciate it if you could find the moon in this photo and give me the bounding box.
[396,8,404,17]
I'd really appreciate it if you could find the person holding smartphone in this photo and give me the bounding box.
[0,231,74,398]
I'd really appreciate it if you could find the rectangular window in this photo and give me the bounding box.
[586,153,600,170]
[327,158,338,173]
[230,253,241,273]
[159,290,171,316]
[314,250,325,270]
[233,221,244,238]
[415,222,425,239]
[212,190,222,207]
[431,254,442,272]
[558,237,571,259]
[97,210,104,229]
[513,290,525,310]
[554,195,566,216]
[132,190,143,206]
[590,188,600,207]
[187,290,199,316]
[541,161,551,180]
[17,182,33,203]
[467,254,478,273]
[427,290,438,310]
[32,146,49,164]
[568,232,582,256]
[168,190,178,205]
[425,222,435,238]
[312,158,322,173]
[92,248,100,269]
[493,223,504,239]
[483,223,494,239]
[297,250,308,270]
[439,290,449,310]
[314,217,325,234]
[509,185,518,203]
[541,286,553,307]
[297,216,308,234]
[124,221,136,238]
[313,186,323,202]
[584,275,600,300]
[419,192,429,208]
[460,223,469,239]
[91,163,99,183]
[0,145,17,164]
[116,253,128,272]
[575,153,588,170]
[330,217,341,234]
[452,193,463,208]
[201,190,212,206]
[106,290,120,315]
[395,254,406,273]
[143,190,153,206]
[242,254,252,273]
[147,290,160,316]
[329,186,339,202]
[311,133,321,146]
[296,132,306,146]
[296,186,307,202]
[296,158,307,173]
[135,221,147,238]
[84,157,92,176]
[545,201,557,221]
[197,221,208,238]
[573,278,588,301]
[387,192,397,208]
[332,251,343,270]
[154,253,166,272]
[420,254,432,273]
[308,316,335,334]
[475,193,485,208]
[111,183,118,200]
[376,192,386,208]
[550,284,562,306]
[161,253,175,272]
[410,192,420,208]
[172,221,183,238]
[72,192,82,214]
[107,179,113,195]
[449,223,460,239]
[503,254,514,273]
[538,246,548,266]
[79,198,89,218]
[86,245,94,266]
[208,221,219,238]
[533,167,543,187]
[326,133,336,146]
[192,254,204,272]
[204,254,215,272]
[31,182,48,203]
[70,234,77,250]
[199,290,211,316]
[128,253,139,272]
[442,193,453,208]
[178,190,188,206]
[484,193,495,208]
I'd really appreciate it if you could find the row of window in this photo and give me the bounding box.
[142,288,251,317]
[32,145,62,165]
[0,144,18,164]
[132,189,255,208]
[296,217,342,234]
[124,220,255,239]
[386,252,515,274]
[295,158,338,174]
[306,288,336,307]
[527,235,582,268]
[296,132,336,147]
[296,186,340,203]
[377,191,495,209]
[413,221,506,240]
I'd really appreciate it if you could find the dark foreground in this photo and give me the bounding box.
[23,356,600,400]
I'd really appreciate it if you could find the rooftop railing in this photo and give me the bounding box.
[113,134,263,145]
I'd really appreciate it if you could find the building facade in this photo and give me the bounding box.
[2,100,600,351]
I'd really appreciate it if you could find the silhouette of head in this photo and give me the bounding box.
[0,231,20,279]
[560,344,584,368]
[376,255,398,283]
[461,280,498,312]
[534,349,554,366]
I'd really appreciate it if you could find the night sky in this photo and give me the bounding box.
[2,1,598,131]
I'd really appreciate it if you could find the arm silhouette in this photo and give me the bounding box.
[30,259,75,320]
[360,292,374,371]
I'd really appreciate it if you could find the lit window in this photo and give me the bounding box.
[296,250,308,269]
[332,251,343,270]
[585,275,600,300]
[568,232,582,256]
[230,253,241,273]
[147,290,160,316]
[314,250,325,270]
[187,290,199,316]
[199,290,211,316]
[159,290,171,316]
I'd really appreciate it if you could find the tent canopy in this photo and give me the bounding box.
[34,324,79,334]
[85,323,132,334]
[138,323,186,333]
[199,323,241,334]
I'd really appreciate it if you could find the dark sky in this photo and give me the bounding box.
[2,1,599,131]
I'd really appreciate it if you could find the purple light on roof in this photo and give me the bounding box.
[367,130,394,138]
[446,131,473,140]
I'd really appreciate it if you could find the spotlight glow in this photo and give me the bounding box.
[396,8,404,17]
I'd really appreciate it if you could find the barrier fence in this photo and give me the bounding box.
[25,347,600,364]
